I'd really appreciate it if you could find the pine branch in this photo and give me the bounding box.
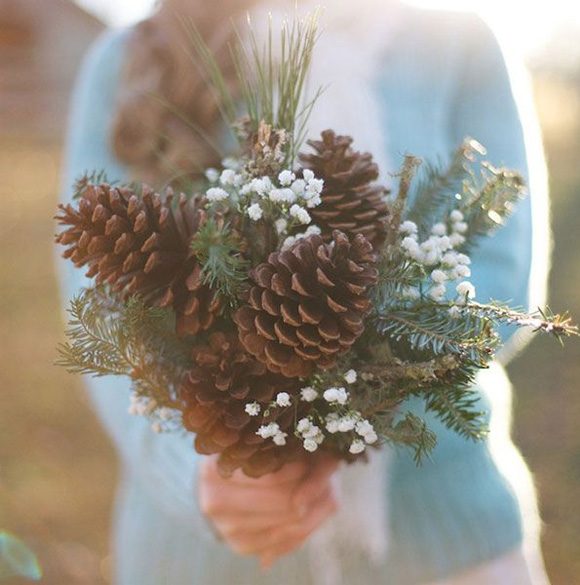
[72,170,114,200]
[406,139,484,237]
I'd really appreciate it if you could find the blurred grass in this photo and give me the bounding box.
[0,76,578,584]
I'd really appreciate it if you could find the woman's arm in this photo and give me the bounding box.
[449,16,550,359]
[58,29,206,526]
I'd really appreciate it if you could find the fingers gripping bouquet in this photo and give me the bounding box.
[55,12,577,478]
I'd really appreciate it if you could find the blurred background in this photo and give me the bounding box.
[0,0,578,583]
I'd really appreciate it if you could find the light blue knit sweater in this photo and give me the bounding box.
[59,6,547,584]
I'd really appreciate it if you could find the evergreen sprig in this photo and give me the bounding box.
[457,164,526,252]
[190,219,249,307]
[57,288,188,408]
[182,9,322,165]
[405,139,484,237]
[374,305,497,366]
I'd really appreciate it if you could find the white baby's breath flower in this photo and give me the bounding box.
[303,169,315,183]
[325,413,340,434]
[305,194,322,208]
[450,210,464,222]
[158,408,174,421]
[457,253,471,265]
[441,252,459,268]
[302,425,322,440]
[276,392,292,407]
[300,387,318,402]
[278,170,296,186]
[399,220,418,236]
[250,177,267,195]
[222,157,239,170]
[307,178,324,195]
[247,203,263,221]
[289,204,311,225]
[256,422,280,439]
[355,419,375,437]
[430,269,447,284]
[281,236,297,251]
[296,418,312,434]
[453,221,469,234]
[431,223,447,236]
[349,440,366,455]
[303,438,319,452]
[455,264,471,278]
[338,416,357,433]
[401,236,420,254]
[206,187,229,202]
[449,233,466,247]
[344,369,357,384]
[273,431,288,446]
[456,281,476,303]
[323,387,349,405]
[275,218,288,235]
[245,402,261,416]
[429,284,447,301]
[291,178,307,196]
[269,188,296,204]
[205,168,219,183]
[305,225,321,236]
[219,169,236,186]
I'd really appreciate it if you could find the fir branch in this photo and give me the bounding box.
[56,289,188,409]
[383,413,438,464]
[374,305,497,366]
[457,301,578,340]
[405,139,484,237]
[190,219,249,306]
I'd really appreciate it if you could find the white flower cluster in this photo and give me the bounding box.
[204,161,325,235]
[256,422,288,446]
[399,211,476,304]
[246,369,377,455]
[128,393,176,434]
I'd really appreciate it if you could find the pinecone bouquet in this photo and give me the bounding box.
[56,8,576,480]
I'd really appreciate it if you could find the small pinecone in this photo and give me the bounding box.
[180,332,305,477]
[234,230,378,378]
[299,129,390,248]
[55,183,221,336]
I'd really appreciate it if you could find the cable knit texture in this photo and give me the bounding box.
[57,4,549,584]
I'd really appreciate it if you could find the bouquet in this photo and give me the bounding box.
[55,12,576,478]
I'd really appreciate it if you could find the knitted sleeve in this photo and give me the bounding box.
[58,29,208,531]
[449,16,550,359]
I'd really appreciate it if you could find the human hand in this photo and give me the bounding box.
[199,454,339,568]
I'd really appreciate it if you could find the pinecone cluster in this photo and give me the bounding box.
[180,332,305,477]
[55,183,221,336]
[299,130,390,248]
[234,230,378,378]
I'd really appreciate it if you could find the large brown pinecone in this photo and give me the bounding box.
[234,230,378,378]
[180,332,305,477]
[55,182,221,336]
[299,130,390,248]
